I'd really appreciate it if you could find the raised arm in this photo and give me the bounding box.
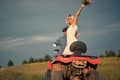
[72,4,85,27]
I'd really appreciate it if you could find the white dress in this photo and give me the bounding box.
[63,25,78,55]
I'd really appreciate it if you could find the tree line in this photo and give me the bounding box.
[22,54,52,64]
[99,49,120,57]
[0,54,52,68]
[0,49,120,68]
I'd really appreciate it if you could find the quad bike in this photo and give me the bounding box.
[45,41,102,80]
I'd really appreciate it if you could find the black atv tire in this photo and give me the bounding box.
[51,71,63,80]
[45,69,51,80]
[87,70,102,80]
[51,62,63,80]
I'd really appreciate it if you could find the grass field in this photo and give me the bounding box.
[0,57,120,80]
[0,62,47,80]
[97,57,120,80]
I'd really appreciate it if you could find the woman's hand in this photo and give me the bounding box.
[81,4,85,9]
[75,32,80,38]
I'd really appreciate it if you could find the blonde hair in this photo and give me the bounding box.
[66,14,75,26]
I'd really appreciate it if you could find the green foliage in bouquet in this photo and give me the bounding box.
[82,0,92,5]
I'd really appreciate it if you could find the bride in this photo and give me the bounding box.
[63,4,85,55]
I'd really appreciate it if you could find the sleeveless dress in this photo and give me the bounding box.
[63,25,78,55]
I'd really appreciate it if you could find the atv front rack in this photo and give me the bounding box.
[52,55,100,65]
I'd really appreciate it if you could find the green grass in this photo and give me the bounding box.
[97,57,120,80]
[0,62,47,80]
[0,57,120,80]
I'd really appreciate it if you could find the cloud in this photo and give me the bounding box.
[81,22,120,37]
[105,23,120,31]
[0,34,59,50]
[1,22,119,49]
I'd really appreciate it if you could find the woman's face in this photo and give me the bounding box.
[67,16,74,25]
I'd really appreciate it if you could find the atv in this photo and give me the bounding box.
[45,41,102,80]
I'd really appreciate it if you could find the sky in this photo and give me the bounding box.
[0,0,120,66]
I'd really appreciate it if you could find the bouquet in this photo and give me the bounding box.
[82,0,92,5]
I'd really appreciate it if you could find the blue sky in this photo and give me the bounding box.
[0,0,120,66]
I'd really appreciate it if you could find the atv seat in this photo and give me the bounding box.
[70,41,87,55]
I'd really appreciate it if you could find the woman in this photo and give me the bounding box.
[63,4,85,55]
